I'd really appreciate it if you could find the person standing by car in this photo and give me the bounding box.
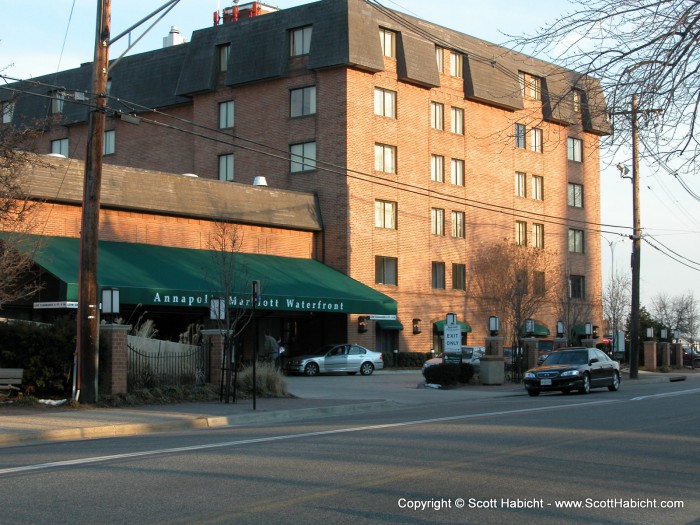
[262,330,278,364]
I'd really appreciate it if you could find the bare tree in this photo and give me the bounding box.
[602,268,631,334]
[649,291,699,340]
[470,240,562,349]
[511,0,700,175]
[0,119,43,307]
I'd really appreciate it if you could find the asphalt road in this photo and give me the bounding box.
[1,378,699,524]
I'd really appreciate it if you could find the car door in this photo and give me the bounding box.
[324,345,349,372]
[587,349,607,386]
[594,349,615,383]
[346,345,366,372]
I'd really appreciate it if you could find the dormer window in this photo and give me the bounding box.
[218,44,230,72]
[50,91,65,114]
[379,28,396,58]
[290,26,312,56]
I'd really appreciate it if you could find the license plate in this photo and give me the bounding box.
[540,378,552,386]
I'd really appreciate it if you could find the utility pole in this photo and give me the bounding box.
[629,94,641,379]
[77,0,111,404]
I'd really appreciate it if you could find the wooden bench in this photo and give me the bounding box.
[0,368,23,395]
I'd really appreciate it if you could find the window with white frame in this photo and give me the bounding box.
[451,211,465,238]
[290,26,312,56]
[290,142,317,172]
[2,101,14,124]
[515,123,526,149]
[218,153,234,181]
[450,51,462,77]
[568,137,582,162]
[532,223,544,249]
[450,106,464,134]
[431,154,444,182]
[290,86,316,117]
[530,128,542,153]
[436,46,443,73]
[450,158,464,186]
[569,229,584,253]
[219,100,234,128]
[515,220,527,246]
[430,101,444,130]
[518,71,526,97]
[515,171,526,197]
[573,90,582,112]
[374,143,396,173]
[431,208,445,236]
[531,175,543,200]
[432,261,446,289]
[103,130,115,155]
[529,75,542,100]
[375,256,398,285]
[379,28,395,58]
[569,274,585,299]
[452,263,466,291]
[374,87,396,118]
[568,182,583,207]
[218,44,230,72]
[51,138,69,157]
[50,91,65,114]
[375,200,397,229]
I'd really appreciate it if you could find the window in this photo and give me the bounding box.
[103,130,115,155]
[432,262,446,289]
[516,269,528,294]
[50,91,64,114]
[450,52,462,77]
[573,90,582,113]
[515,171,526,197]
[532,175,543,200]
[450,107,464,134]
[2,101,14,124]
[430,101,444,130]
[518,71,526,97]
[529,75,542,100]
[374,87,396,118]
[374,143,396,173]
[218,44,230,72]
[375,200,397,229]
[530,128,542,153]
[533,271,545,296]
[568,137,582,162]
[452,263,466,291]
[218,153,234,181]
[435,46,443,73]
[290,86,316,117]
[431,208,445,236]
[51,138,69,157]
[290,26,312,56]
[451,211,465,238]
[379,28,395,58]
[515,123,526,149]
[450,158,464,186]
[569,275,586,299]
[375,256,398,285]
[568,183,583,207]
[532,223,544,249]
[219,100,234,128]
[515,220,527,246]
[430,154,444,182]
[569,229,584,253]
[290,142,316,172]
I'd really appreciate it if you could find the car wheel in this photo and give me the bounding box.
[304,362,320,376]
[578,373,591,394]
[527,389,540,397]
[693,359,700,370]
[360,362,374,376]
[608,371,620,391]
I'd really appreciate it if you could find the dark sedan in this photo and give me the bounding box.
[524,347,620,396]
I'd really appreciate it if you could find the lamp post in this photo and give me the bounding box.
[488,316,499,337]
[556,321,565,339]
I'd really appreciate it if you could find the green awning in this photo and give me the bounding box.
[376,319,404,331]
[19,235,397,315]
[433,320,472,334]
[572,324,593,337]
[519,321,551,337]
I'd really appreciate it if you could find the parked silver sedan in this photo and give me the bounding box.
[284,344,384,376]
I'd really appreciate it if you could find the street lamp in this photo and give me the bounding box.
[585,322,593,338]
[556,321,565,339]
[660,328,668,341]
[488,316,499,337]
[525,318,535,338]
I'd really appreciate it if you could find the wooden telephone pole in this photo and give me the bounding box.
[76,0,111,404]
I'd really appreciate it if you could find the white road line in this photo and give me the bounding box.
[0,399,618,476]
[630,387,700,401]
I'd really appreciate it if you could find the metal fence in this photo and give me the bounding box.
[127,341,209,390]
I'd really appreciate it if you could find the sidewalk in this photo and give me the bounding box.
[0,368,695,448]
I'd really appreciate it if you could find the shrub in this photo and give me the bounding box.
[235,362,289,397]
[381,351,429,368]
[423,362,475,387]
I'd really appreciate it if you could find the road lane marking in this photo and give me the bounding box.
[631,387,700,401]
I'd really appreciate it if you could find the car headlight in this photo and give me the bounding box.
[561,370,580,377]
[524,372,535,379]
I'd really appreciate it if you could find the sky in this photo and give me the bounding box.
[1,0,699,307]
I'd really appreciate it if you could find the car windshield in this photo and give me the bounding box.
[543,351,588,366]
